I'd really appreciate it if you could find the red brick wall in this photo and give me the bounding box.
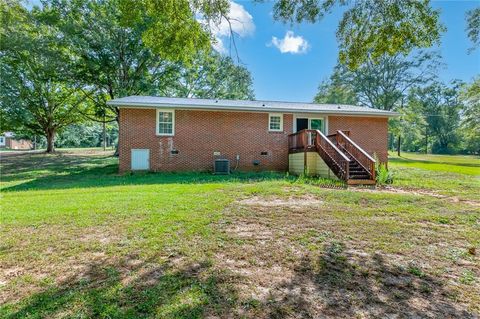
[6,138,33,150]
[328,116,388,163]
[119,108,293,172]
[118,109,389,172]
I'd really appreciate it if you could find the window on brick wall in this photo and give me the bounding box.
[309,118,324,133]
[156,109,175,136]
[269,114,283,132]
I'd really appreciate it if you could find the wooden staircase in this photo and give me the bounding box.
[288,129,376,185]
[348,157,372,180]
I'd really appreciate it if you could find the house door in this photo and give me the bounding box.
[296,118,325,133]
[296,118,309,132]
[131,149,150,170]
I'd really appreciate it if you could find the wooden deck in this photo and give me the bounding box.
[288,129,377,185]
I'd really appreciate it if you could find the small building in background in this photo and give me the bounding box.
[0,132,33,150]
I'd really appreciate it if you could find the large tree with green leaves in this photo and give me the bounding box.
[314,51,440,154]
[313,66,358,104]
[169,52,254,100]
[0,1,87,152]
[333,51,440,111]
[50,0,254,123]
[46,0,178,125]
[408,82,463,154]
[460,77,480,153]
[118,0,230,64]
[272,0,444,69]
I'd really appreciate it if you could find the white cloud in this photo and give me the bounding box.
[203,1,255,53]
[269,31,310,54]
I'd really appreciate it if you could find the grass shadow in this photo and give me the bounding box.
[263,242,475,318]
[1,152,291,192]
[1,257,238,319]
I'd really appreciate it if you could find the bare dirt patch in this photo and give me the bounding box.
[238,194,324,207]
[211,194,479,318]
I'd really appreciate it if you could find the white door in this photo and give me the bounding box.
[131,149,150,170]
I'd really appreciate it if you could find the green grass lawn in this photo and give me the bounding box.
[389,152,480,201]
[0,149,479,318]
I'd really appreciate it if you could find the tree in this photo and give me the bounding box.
[0,1,87,152]
[46,0,177,125]
[169,52,255,100]
[271,0,444,69]
[466,7,480,51]
[337,51,440,111]
[45,0,254,154]
[53,0,254,121]
[313,67,358,104]
[408,82,463,154]
[105,0,447,69]
[118,0,230,64]
[314,51,440,155]
[460,77,480,153]
[56,122,118,148]
[394,104,426,153]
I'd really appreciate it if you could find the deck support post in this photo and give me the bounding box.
[303,130,307,176]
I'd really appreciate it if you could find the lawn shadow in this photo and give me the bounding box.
[1,256,238,319]
[0,152,115,182]
[263,242,475,318]
[1,152,290,192]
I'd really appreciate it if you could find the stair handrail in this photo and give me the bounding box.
[336,130,376,180]
[314,130,350,180]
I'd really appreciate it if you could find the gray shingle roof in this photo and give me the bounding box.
[107,96,399,117]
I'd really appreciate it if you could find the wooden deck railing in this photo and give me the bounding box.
[288,129,351,180]
[288,129,316,152]
[335,130,376,180]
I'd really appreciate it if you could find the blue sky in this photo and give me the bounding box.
[218,1,480,102]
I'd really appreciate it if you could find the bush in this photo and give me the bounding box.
[374,153,393,185]
[376,163,393,185]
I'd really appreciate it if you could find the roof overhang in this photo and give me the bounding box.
[107,97,400,117]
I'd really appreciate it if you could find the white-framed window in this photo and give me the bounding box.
[0,136,5,146]
[156,109,175,136]
[309,118,325,132]
[269,113,283,132]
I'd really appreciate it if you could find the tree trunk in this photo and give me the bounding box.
[397,136,401,156]
[425,129,428,154]
[103,119,107,151]
[46,129,55,153]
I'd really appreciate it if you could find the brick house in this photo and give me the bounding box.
[108,96,398,184]
[0,132,33,150]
